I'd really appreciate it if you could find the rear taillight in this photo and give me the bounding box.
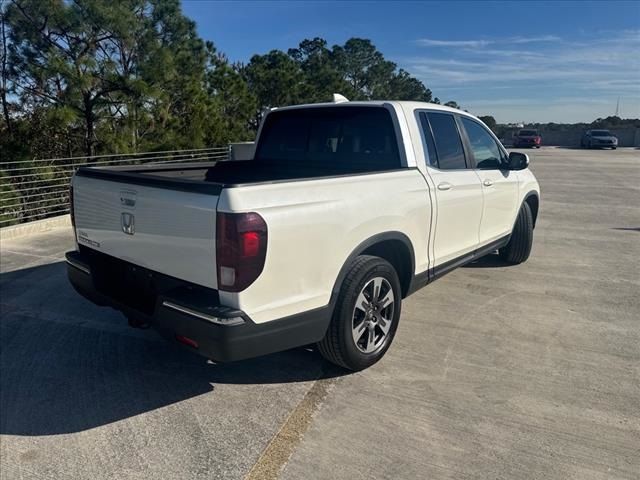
[175,334,199,349]
[216,212,267,292]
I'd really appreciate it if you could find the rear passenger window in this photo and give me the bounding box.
[426,113,467,169]
[419,113,438,167]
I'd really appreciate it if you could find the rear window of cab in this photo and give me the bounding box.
[255,106,401,171]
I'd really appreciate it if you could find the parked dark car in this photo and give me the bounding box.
[581,130,618,149]
[513,129,542,148]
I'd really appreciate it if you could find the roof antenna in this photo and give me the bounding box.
[332,93,349,104]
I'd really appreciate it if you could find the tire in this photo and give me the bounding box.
[499,202,534,264]
[317,255,401,371]
[612,146,617,150]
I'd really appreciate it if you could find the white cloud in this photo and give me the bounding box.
[406,31,640,122]
[509,35,561,44]
[415,35,561,48]
[415,39,491,48]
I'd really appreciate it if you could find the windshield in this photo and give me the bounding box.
[591,130,611,137]
[519,130,538,136]
[255,106,401,171]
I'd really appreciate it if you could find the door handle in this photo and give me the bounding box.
[437,182,452,191]
[483,179,494,187]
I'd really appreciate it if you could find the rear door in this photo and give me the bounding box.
[72,174,219,288]
[459,117,519,245]
[419,111,483,266]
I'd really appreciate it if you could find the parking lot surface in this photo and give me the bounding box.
[1,147,639,479]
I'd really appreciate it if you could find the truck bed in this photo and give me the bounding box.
[77,159,401,192]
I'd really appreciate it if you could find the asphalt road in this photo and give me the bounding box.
[1,147,639,479]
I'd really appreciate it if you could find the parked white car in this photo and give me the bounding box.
[67,99,540,370]
[580,129,618,149]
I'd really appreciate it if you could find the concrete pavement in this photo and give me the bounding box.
[280,147,640,479]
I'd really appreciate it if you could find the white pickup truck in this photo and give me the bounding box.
[66,100,540,370]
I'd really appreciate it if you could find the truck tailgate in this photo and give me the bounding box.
[72,174,219,289]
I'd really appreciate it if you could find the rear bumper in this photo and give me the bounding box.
[66,250,331,362]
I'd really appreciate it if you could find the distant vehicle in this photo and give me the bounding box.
[513,129,542,148]
[66,100,540,371]
[581,130,618,149]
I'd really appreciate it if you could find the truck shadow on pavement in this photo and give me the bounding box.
[0,261,345,436]
[461,253,515,269]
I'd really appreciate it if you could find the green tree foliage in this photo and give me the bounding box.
[243,50,305,126]
[287,37,346,103]
[590,116,640,129]
[0,170,18,225]
[332,38,396,99]
[385,69,432,101]
[6,0,140,156]
[246,37,432,118]
[4,0,215,156]
[478,115,497,132]
[205,45,256,144]
[2,0,440,165]
[519,116,640,133]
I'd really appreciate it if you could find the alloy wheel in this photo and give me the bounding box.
[351,277,395,354]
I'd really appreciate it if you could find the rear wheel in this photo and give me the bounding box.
[317,255,401,371]
[500,202,534,264]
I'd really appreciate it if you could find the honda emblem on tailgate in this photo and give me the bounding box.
[121,212,135,235]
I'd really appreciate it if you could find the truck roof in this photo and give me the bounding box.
[273,100,481,122]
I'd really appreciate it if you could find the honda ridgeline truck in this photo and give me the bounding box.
[66,99,540,371]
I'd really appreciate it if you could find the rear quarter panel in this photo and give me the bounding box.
[218,170,432,323]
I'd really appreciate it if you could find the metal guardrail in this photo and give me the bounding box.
[1,147,230,226]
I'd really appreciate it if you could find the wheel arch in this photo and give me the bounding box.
[523,191,539,228]
[330,232,416,306]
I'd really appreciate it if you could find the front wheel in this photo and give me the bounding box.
[500,202,534,264]
[317,255,401,371]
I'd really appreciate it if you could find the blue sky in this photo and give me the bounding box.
[182,1,640,123]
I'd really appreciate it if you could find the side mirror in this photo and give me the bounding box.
[508,151,529,170]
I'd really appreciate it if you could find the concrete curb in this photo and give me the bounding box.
[0,214,71,241]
